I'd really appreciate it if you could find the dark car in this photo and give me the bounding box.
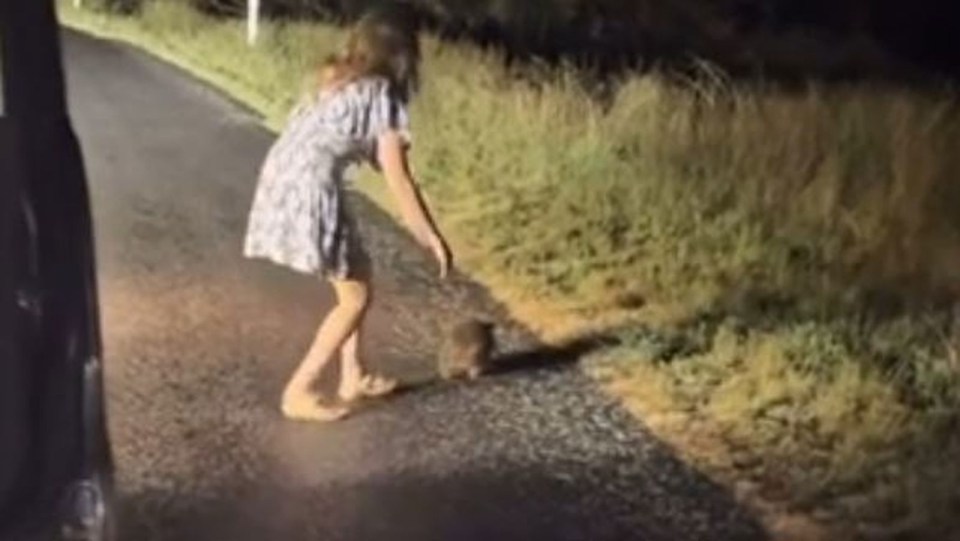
[1,1,116,539]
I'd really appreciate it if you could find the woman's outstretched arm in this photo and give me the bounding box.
[377,131,452,278]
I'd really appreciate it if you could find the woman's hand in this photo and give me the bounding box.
[427,232,453,279]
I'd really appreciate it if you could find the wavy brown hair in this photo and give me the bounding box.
[317,8,421,103]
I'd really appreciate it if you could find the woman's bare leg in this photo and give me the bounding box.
[338,322,398,401]
[338,328,362,400]
[281,277,370,421]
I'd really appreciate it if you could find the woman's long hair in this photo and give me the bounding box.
[317,7,421,103]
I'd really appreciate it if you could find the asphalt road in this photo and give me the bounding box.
[63,29,769,541]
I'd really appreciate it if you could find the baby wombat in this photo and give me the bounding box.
[438,319,495,380]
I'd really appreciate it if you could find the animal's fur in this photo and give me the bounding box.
[438,319,495,381]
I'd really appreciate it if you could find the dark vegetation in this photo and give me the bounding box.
[90,0,960,84]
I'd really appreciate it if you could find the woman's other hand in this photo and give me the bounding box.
[428,233,452,279]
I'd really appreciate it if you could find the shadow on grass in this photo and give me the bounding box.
[386,334,624,401]
[489,334,620,375]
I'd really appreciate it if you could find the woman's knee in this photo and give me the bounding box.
[333,279,371,315]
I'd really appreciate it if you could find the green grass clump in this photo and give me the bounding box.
[590,315,960,533]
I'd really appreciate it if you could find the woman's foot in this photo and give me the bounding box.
[281,392,349,422]
[338,374,398,402]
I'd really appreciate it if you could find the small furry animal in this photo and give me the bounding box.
[438,319,495,380]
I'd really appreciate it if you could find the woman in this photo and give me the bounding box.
[243,9,451,422]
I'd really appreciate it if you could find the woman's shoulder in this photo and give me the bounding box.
[341,75,392,101]
[307,77,387,117]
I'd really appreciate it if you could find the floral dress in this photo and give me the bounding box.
[243,76,411,279]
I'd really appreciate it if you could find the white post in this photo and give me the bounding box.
[247,0,260,46]
[73,0,82,7]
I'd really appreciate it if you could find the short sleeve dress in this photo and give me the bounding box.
[243,76,411,279]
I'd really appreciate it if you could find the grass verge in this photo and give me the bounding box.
[59,2,960,538]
